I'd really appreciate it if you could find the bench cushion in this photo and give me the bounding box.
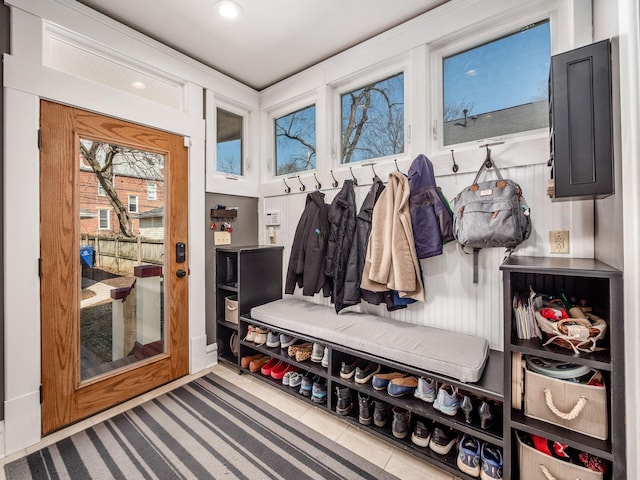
[250,298,489,383]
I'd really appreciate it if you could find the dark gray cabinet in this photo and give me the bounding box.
[501,256,625,479]
[549,39,614,199]
[215,245,283,366]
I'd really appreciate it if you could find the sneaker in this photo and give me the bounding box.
[288,372,303,389]
[299,374,315,397]
[253,326,268,346]
[280,333,297,348]
[321,347,329,368]
[433,385,462,416]
[266,330,280,348]
[372,372,405,391]
[429,425,457,455]
[480,443,503,480]
[373,400,390,427]
[240,353,265,369]
[260,358,282,376]
[414,377,437,403]
[391,407,410,439]
[310,343,324,363]
[358,392,373,425]
[457,434,481,477]
[340,358,366,379]
[271,362,296,380]
[335,386,352,415]
[282,370,295,386]
[355,362,381,384]
[387,376,418,397]
[411,420,431,448]
[312,379,327,404]
[244,325,256,342]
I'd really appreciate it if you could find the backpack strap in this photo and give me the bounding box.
[472,157,504,184]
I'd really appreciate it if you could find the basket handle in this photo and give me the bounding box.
[539,464,557,480]
[544,388,588,420]
[226,304,238,311]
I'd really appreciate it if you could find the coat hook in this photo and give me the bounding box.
[330,169,339,188]
[394,159,400,172]
[349,166,358,186]
[451,149,459,173]
[313,172,322,190]
[370,163,378,180]
[283,177,291,194]
[297,175,306,192]
[484,145,493,169]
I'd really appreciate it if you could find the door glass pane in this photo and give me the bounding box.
[79,139,165,381]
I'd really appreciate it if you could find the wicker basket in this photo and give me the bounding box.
[534,310,607,354]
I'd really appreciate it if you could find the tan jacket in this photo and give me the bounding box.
[361,171,424,302]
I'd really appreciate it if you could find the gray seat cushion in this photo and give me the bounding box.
[250,298,489,383]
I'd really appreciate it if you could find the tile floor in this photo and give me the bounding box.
[0,363,460,480]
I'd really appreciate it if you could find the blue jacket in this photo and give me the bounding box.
[408,154,454,259]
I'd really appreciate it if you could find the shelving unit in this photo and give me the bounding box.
[501,256,625,479]
[236,315,505,480]
[215,245,283,367]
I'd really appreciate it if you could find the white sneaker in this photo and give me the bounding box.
[321,347,329,368]
[244,325,256,342]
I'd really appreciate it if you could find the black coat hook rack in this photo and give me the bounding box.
[349,166,358,186]
[297,175,306,192]
[450,150,459,173]
[313,172,321,190]
[283,177,291,194]
[479,141,504,169]
[394,159,400,172]
[330,170,339,188]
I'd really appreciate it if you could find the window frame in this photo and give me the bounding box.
[98,209,110,230]
[128,195,138,213]
[97,182,105,197]
[147,182,157,200]
[214,103,248,178]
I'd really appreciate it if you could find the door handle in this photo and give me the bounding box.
[176,269,187,278]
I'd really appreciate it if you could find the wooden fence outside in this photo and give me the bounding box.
[82,234,163,274]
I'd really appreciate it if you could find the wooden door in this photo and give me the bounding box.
[40,101,189,434]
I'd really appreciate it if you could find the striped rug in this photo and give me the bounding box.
[5,373,398,480]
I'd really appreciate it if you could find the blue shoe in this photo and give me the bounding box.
[387,376,418,397]
[311,379,327,404]
[481,443,503,480]
[457,434,481,477]
[372,372,405,390]
[433,385,461,416]
[299,374,314,397]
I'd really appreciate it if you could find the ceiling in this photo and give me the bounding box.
[75,0,447,91]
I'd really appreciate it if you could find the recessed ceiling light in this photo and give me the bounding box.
[131,81,146,89]
[216,0,243,20]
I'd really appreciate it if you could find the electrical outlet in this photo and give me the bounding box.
[549,230,569,254]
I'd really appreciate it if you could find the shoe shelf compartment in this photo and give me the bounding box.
[501,256,625,479]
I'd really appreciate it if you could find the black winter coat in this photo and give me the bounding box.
[285,191,330,297]
[325,180,359,313]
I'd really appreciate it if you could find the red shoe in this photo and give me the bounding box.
[271,362,297,380]
[260,357,280,376]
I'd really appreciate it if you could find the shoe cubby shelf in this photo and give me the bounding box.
[236,313,504,480]
[501,256,626,479]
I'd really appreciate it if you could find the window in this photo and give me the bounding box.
[340,72,404,163]
[98,209,110,230]
[128,195,138,213]
[216,108,243,176]
[147,183,157,200]
[97,182,105,196]
[442,20,550,146]
[274,104,316,176]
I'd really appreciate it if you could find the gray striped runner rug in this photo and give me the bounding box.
[5,373,399,479]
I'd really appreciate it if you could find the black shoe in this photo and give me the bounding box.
[392,407,410,439]
[355,362,381,384]
[358,392,373,425]
[373,400,390,427]
[340,358,366,379]
[479,400,496,430]
[335,386,353,415]
[411,420,431,448]
[429,424,457,455]
[461,395,474,424]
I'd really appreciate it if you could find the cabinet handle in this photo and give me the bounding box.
[544,388,588,420]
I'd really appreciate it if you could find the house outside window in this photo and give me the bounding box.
[274,104,316,176]
[442,20,550,146]
[216,108,244,176]
[128,195,138,213]
[148,183,157,200]
[97,182,105,196]
[340,72,404,164]
[98,209,110,230]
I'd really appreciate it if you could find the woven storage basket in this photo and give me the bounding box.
[517,434,603,480]
[534,310,607,354]
[524,369,608,440]
[225,295,239,324]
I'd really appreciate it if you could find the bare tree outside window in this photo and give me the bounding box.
[341,72,404,164]
[216,108,243,175]
[275,105,316,176]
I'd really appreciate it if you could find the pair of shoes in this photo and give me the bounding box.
[261,358,284,376]
[249,355,271,373]
[266,330,280,348]
[312,378,327,404]
[387,376,418,397]
[282,369,300,386]
[299,372,318,397]
[433,385,462,416]
[280,333,297,348]
[335,386,353,415]
[358,393,373,425]
[414,377,437,403]
[288,372,303,389]
[460,396,497,430]
[310,343,324,363]
[457,434,503,480]
[240,353,265,369]
[373,400,390,427]
[339,358,366,379]
[287,342,313,361]
[321,347,329,368]
[246,326,268,346]
[429,424,458,455]
[411,420,431,448]
[355,362,380,384]
[372,372,405,391]
[391,407,411,439]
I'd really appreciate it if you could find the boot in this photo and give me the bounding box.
[373,400,390,427]
[392,406,410,439]
[358,392,373,425]
[335,386,352,415]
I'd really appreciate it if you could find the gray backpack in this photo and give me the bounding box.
[453,161,531,267]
